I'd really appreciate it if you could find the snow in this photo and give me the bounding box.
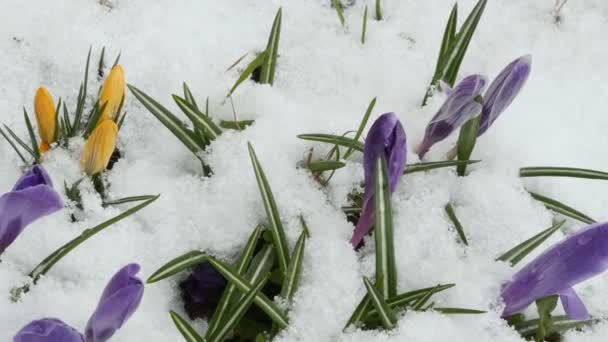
[2,0,608,341]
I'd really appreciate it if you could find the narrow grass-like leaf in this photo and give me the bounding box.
[22,109,40,162]
[514,315,597,338]
[374,156,397,298]
[147,251,207,284]
[433,307,486,314]
[345,293,372,329]
[169,310,205,342]
[345,97,376,159]
[405,160,479,174]
[72,47,92,135]
[280,227,307,301]
[183,82,199,110]
[82,101,107,138]
[0,126,27,164]
[207,275,269,342]
[298,134,364,152]
[219,120,255,130]
[259,8,282,85]
[102,195,158,207]
[375,0,383,20]
[234,244,275,304]
[118,112,127,130]
[363,276,397,329]
[361,6,368,44]
[228,52,268,96]
[520,166,608,180]
[173,95,222,138]
[308,160,346,172]
[52,99,62,143]
[207,225,264,336]
[128,84,203,155]
[13,195,159,298]
[497,220,565,266]
[411,285,439,310]
[445,203,468,245]
[529,191,595,224]
[456,115,480,176]
[3,125,35,158]
[442,0,487,85]
[248,143,290,275]
[206,257,289,328]
[331,0,346,26]
[97,47,106,79]
[364,284,455,320]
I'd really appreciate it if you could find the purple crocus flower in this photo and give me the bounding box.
[501,222,608,320]
[351,113,406,247]
[478,55,532,136]
[14,264,144,342]
[13,319,83,342]
[416,75,486,159]
[182,263,226,305]
[0,165,63,255]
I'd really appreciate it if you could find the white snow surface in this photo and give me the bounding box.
[2,0,608,341]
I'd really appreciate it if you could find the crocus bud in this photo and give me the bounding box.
[351,113,406,247]
[478,55,531,136]
[98,65,125,123]
[181,262,227,318]
[0,166,63,255]
[85,263,144,342]
[14,319,83,342]
[34,87,56,153]
[416,75,486,159]
[501,222,608,320]
[81,120,118,176]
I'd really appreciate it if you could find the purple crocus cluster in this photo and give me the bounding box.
[417,55,532,159]
[501,222,608,320]
[14,263,144,342]
[0,165,63,256]
[351,112,407,247]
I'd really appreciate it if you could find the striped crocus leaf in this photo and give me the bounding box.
[456,115,480,176]
[228,52,268,96]
[307,160,346,172]
[345,97,376,159]
[363,276,397,330]
[497,220,565,266]
[529,191,595,224]
[364,284,455,321]
[280,221,309,302]
[520,166,608,180]
[297,134,364,152]
[259,8,282,85]
[147,251,207,284]
[173,95,222,139]
[169,310,205,342]
[405,160,480,174]
[374,155,397,298]
[445,203,468,245]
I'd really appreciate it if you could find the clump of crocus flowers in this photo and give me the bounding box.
[417,55,532,159]
[14,263,144,342]
[0,165,62,256]
[351,112,406,247]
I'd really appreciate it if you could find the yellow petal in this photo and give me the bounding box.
[34,87,56,145]
[98,65,126,123]
[81,120,118,176]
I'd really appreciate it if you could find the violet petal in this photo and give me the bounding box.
[14,318,83,342]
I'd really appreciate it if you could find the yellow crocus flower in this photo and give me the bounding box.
[98,65,125,123]
[34,87,56,152]
[81,120,118,176]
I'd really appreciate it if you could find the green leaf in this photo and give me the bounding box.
[206,257,289,328]
[363,276,397,330]
[128,84,203,155]
[173,95,222,139]
[433,307,486,314]
[233,244,275,304]
[280,224,308,301]
[97,47,106,79]
[361,6,368,44]
[520,166,608,180]
[72,47,92,136]
[456,115,480,176]
[183,82,199,110]
[102,195,158,207]
[375,0,383,20]
[374,156,397,298]
[147,251,207,284]
[345,97,376,159]
[529,191,595,224]
[0,126,28,164]
[331,0,346,26]
[445,203,468,245]
[535,295,559,342]
[23,109,40,162]
[307,160,346,172]
[207,275,269,342]
[442,0,487,85]
[169,310,205,342]
[297,134,364,152]
[344,291,372,329]
[219,120,255,130]
[411,285,438,310]
[514,315,598,338]
[364,284,455,321]
[259,8,282,85]
[14,195,159,298]
[405,160,479,174]
[207,225,264,336]
[228,52,268,96]
[248,142,290,275]
[497,220,565,266]
[82,101,107,138]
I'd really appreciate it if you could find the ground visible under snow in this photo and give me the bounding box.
[2,0,608,341]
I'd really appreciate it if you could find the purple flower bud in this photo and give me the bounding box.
[478,55,532,136]
[0,166,63,255]
[501,222,608,320]
[351,113,406,247]
[416,75,486,159]
[13,318,83,342]
[85,264,144,342]
[181,262,227,318]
